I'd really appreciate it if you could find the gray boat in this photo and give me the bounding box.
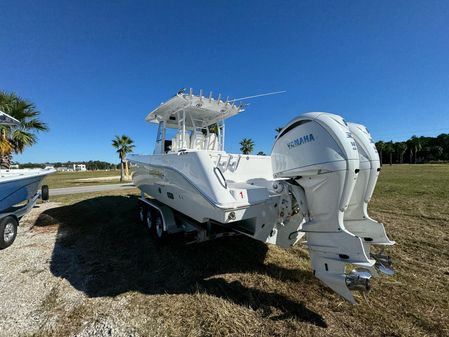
[0,111,55,249]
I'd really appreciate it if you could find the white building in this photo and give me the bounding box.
[73,164,87,171]
[56,167,69,172]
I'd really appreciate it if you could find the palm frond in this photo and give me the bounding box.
[112,134,135,161]
[0,91,48,157]
[21,118,48,132]
[11,129,36,153]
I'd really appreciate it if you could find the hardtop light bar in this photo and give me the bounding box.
[145,89,244,128]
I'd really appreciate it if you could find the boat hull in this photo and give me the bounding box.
[131,157,260,224]
[129,152,304,246]
[0,170,55,213]
[129,152,278,226]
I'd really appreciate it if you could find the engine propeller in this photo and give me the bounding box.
[345,269,372,292]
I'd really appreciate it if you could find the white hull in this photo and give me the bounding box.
[0,169,55,213]
[129,151,303,245]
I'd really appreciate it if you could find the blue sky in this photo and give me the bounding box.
[1,0,448,163]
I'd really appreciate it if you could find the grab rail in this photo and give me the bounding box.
[213,167,228,189]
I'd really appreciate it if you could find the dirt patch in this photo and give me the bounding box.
[31,213,60,233]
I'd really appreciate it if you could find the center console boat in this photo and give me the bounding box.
[128,89,395,303]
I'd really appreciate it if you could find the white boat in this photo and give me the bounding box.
[0,169,55,213]
[0,111,55,249]
[128,89,395,303]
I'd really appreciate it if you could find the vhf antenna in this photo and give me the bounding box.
[229,90,286,103]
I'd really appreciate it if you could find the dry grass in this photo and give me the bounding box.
[48,187,139,204]
[43,170,121,189]
[29,164,449,337]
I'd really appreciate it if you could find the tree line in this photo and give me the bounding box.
[375,134,449,165]
[240,131,449,164]
[17,160,118,170]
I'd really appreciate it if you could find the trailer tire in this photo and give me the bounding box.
[154,212,167,242]
[139,205,146,224]
[0,216,18,249]
[145,207,155,233]
[41,185,49,201]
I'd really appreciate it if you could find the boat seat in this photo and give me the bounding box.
[191,133,205,150]
[206,133,219,151]
[175,131,191,150]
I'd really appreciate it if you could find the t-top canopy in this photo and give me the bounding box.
[145,90,245,128]
[0,111,20,126]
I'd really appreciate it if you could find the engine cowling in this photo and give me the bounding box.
[345,122,395,276]
[272,112,381,303]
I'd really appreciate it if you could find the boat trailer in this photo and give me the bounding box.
[0,185,49,249]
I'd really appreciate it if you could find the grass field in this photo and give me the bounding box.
[43,170,123,188]
[33,164,448,336]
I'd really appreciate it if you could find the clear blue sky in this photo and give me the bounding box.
[1,0,448,163]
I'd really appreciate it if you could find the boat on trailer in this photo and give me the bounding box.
[128,89,395,303]
[0,111,55,249]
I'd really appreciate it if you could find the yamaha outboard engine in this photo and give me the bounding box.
[272,112,394,303]
[345,122,395,275]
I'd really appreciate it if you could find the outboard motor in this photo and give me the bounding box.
[272,112,377,303]
[345,123,395,275]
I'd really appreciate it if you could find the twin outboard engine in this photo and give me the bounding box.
[272,112,394,303]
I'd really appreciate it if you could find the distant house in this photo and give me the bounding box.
[56,166,70,172]
[10,164,19,169]
[73,164,87,171]
[44,165,55,170]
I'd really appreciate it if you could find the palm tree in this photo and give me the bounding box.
[384,141,394,165]
[409,136,422,164]
[208,123,219,134]
[406,139,414,163]
[437,133,449,160]
[240,138,254,155]
[0,91,48,169]
[395,142,407,164]
[275,127,283,138]
[112,135,135,181]
[432,145,444,159]
[375,141,385,166]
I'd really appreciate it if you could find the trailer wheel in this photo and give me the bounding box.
[145,207,155,232]
[0,216,18,249]
[41,185,49,201]
[139,205,146,224]
[154,212,167,241]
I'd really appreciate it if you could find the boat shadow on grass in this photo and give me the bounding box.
[35,195,326,328]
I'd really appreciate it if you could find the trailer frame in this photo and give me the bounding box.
[0,191,41,249]
[137,192,239,243]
